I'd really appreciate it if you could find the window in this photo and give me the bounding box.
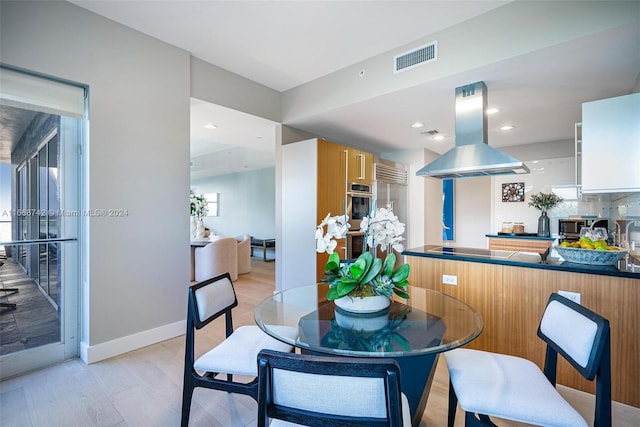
[205,193,219,216]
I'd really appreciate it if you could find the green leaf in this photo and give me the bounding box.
[337,282,358,297]
[340,277,358,285]
[382,253,396,276]
[391,264,410,282]
[327,287,340,301]
[349,263,364,279]
[394,279,409,288]
[393,288,410,299]
[359,251,374,263]
[326,252,341,270]
[361,257,382,283]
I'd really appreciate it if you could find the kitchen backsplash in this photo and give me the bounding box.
[493,157,639,237]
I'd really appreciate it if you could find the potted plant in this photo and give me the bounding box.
[528,192,563,237]
[315,206,410,313]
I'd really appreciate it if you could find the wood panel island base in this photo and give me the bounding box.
[404,245,640,409]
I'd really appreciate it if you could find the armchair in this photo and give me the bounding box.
[194,237,238,281]
[235,234,251,275]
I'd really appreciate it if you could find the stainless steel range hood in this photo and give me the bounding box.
[417,81,529,179]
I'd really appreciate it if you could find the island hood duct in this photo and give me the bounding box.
[416,81,530,179]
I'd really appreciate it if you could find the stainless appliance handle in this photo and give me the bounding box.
[346,191,373,198]
[344,150,349,212]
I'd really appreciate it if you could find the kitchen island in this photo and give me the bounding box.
[403,245,639,408]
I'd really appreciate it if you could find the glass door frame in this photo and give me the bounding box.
[0,75,84,378]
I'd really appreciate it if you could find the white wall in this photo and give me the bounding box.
[279,138,318,291]
[191,167,276,238]
[1,1,190,362]
[492,157,575,239]
[453,177,493,248]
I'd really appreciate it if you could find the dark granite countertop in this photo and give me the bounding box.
[403,245,640,279]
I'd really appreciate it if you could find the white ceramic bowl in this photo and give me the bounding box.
[555,245,627,266]
[334,295,391,313]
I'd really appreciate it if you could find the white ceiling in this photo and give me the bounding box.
[69,0,509,92]
[66,1,640,178]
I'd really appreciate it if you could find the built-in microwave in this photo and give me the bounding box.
[558,219,586,237]
[559,218,608,241]
[346,183,372,230]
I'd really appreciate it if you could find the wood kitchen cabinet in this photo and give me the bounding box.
[346,148,373,185]
[487,236,554,256]
[317,139,348,278]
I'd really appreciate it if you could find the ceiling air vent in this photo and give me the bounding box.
[394,41,438,73]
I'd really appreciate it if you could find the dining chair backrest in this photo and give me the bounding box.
[190,272,237,329]
[537,293,611,426]
[183,272,282,427]
[257,349,407,427]
[537,293,610,383]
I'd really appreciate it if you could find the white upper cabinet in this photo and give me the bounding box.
[581,93,640,193]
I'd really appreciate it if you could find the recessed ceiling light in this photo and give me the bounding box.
[411,122,424,128]
[499,125,514,131]
[433,135,445,141]
[487,108,499,115]
[204,123,217,130]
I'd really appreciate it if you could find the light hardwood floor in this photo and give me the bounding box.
[1,259,638,426]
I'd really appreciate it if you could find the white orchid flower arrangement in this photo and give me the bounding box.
[316,206,410,301]
[315,213,351,254]
[360,207,406,253]
[190,191,209,218]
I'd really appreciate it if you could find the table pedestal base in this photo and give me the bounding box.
[397,352,439,427]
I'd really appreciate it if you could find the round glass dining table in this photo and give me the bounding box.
[254,283,483,427]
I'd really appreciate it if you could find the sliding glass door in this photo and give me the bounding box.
[0,66,85,378]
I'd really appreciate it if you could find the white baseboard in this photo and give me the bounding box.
[80,320,186,364]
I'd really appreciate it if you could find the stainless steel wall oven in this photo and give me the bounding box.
[346,183,372,230]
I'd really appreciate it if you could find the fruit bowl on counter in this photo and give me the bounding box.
[554,245,628,266]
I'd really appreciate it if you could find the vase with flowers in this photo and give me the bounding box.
[315,206,410,313]
[190,191,209,239]
[528,192,563,237]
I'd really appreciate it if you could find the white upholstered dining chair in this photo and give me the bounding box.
[445,293,611,427]
[181,273,297,427]
[256,349,412,427]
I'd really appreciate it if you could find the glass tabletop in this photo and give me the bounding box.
[254,284,483,357]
